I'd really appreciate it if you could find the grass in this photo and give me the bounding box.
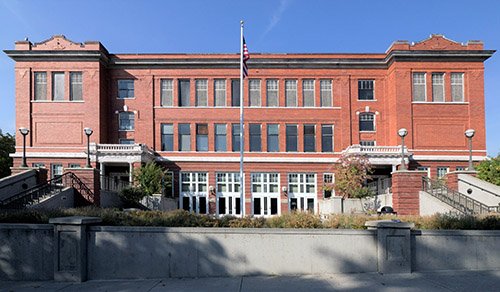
[0,207,499,230]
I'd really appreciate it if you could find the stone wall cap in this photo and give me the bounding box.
[365,220,415,229]
[49,216,102,225]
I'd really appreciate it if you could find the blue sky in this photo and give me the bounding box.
[0,0,499,155]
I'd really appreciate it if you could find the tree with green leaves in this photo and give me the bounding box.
[0,130,15,178]
[333,153,373,198]
[476,155,500,186]
[133,162,169,197]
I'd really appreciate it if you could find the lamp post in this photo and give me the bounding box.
[18,127,29,167]
[84,127,93,168]
[398,128,408,170]
[465,129,475,171]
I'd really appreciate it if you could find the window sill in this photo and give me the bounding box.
[360,131,376,133]
[32,100,84,103]
[118,130,135,132]
[357,99,377,102]
[412,101,469,104]
[117,97,135,100]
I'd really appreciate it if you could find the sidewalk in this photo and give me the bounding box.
[1,270,499,291]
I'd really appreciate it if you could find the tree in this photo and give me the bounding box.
[476,155,500,186]
[133,162,169,197]
[333,153,373,198]
[0,130,15,178]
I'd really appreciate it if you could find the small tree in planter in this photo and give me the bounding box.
[133,162,169,197]
[334,153,373,199]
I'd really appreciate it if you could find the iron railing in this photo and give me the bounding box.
[0,172,96,209]
[100,175,130,192]
[422,176,499,215]
[366,178,392,195]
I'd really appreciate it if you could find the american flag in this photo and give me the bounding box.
[243,37,250,78]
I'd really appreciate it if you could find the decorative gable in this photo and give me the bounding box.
[410,35,466,50]
[31,35,84,50]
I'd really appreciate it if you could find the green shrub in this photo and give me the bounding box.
[476,155,500,186]
[120,187,146,203]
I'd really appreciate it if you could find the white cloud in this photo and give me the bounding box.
[261,0,290,38]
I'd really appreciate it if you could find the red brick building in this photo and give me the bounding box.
[5,34,494,216]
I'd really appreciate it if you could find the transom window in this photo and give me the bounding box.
[118,112,135,131]
[412,73,426,102]
[320,80,332,107]
[119,139,135,145]
[303,79,315,107]
[359,113,375,132]
[432,73,445,102]
[251,173,279,194]
[451,73,464,102]
[161,79,173,106]
[360,140,376,146]
[266,80,279,107]
[358,80,374,100]
[285,80,297,107]
[118,79,134,99]
[214,79,226,107]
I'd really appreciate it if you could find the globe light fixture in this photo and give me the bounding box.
[84,127,93,168]
[398,128,408,170]
[18,127,29,167]
[464,129,475,171]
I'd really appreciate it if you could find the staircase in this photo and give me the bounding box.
[422,177,499,215]
[0,172,96,209]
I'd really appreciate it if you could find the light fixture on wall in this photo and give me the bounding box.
[18,127,29,167]
[398,128,408,170]
[464,129,475,171]
[84,127,93,168]
[282,186,288,196]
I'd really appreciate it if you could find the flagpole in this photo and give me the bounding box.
[239,20,245,217]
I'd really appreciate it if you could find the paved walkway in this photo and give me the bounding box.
[1,270,499,291]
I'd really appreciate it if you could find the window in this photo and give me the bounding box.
[456,166,466,171]
[178,123,191,151]
[266,80,279,107]
[216,172,241,216]
[196,79,208,106]
[320,80,332,107]
[119,112,135,131]
[215,124,227,152]
[160,79,173,106]
[286,124,298,152]
[417,166,430,177]
[68,163,81,168]
[437,167,449,178]
[249,124,261,152]
[214,79,226,107]
[161,124,174,151]
[179,79,190,106]
[321,124,333,152]
[359,113,375,132]
[432,73,444,102]
[180,172,208,214]
[358,80,374,100]
[412,73,426,102]
[451,73,464,102]
[251,173,280,216]
[34,72,47,100]
[360,140,375,146]
[267,124,279,152]
[52,72,65,100]
[249,79,261,106]
[303,79,315,107]
[232,124,240,152]
[70,72,82,101]
[32,163,45,168]
[304,125,315,152]
[323,173,334,199]
[231,80,240,107]
[119,139,135,145]
[51,164,63,180]
[196,124,208,151]
[285,80,297,107]
[118,79,134,99]
[288,173,316,213]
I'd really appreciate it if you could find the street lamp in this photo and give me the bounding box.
[465,129,475,171]
[18,127,29,167]
[398,128,408,170]
[84,127,93,168]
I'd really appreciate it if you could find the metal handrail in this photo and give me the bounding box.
[422,177,499,215]
[100,175,130,192]
[0,172,96,209]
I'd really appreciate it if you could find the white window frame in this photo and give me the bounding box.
[451,73,464,102]
[266,79,279,107]
[432,73,445,102]
[160,79,174,107]
[118,79,135,99]
[249,79,261,107]
[358,80,375,101]
[323,173,335,198]
[412,72,427,102]
[285,79,297,107]
[302,79,315,107]
[51,163,63,181]
[417,166,431,178]
[288,173,317,213]
[320,79,333,107]
[180,172,208,214]
[214,79,227,107]
[251,173,280,217]
[118,111,135,131]
[436,167,449,179]
[359,113,375,132]
[216,172,242,216]
[195,79,208,107]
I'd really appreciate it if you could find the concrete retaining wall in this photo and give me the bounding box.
[419,191,458,215]
[0,222,499,281]
[458,174,500,207]
[0,170,37,201]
